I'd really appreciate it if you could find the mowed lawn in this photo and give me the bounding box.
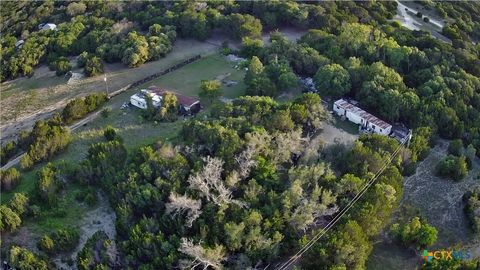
[1,53,246,235]
[141,53,246,99]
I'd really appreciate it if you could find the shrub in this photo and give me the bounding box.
[38,228,80,255]
[84,56,104,77]
[0,167,21,191]
[435,155,468,181]
[448,139,463,156]
[103,126,116,141]
[66,2,86,16]
[101,107,111,118]
[0,205,22,232]
[9,193,29,216]
[62,98,88,124]
[54,57,72,76]
[9,246,49,270]
[1,141,18,165]
[416,12,423,18]
[423,17,430,23]
[38,235,55,254]
[62,93,107,124]
[391,217,437,249]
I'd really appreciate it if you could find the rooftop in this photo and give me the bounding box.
[131,89,161,102]
[334,99,392,129]
[148,86,200,107]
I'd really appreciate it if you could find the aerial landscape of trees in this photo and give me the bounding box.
[1,0,480,269]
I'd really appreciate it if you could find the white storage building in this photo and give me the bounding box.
[333,99,392,136]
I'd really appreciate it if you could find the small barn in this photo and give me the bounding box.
[148,86,201,115]
[333,99,392,136]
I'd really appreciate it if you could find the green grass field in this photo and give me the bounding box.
[0,39,218,123]
[1,53,246,236]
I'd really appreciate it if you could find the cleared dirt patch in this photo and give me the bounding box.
[368,140,480,269]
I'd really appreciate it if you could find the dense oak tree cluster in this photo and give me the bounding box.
[1,1,398,81]
[59,94,410,269]
[2,1,480,269]
[241,19,480,160]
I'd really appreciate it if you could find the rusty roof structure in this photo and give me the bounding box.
[147,86,200,107]
[335,99,392,129]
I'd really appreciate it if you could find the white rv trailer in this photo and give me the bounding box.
[130,89,162,109]
[333,99,392,136]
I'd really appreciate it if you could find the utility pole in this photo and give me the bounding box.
[104,73,110,98]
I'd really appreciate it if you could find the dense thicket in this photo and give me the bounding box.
[0,1,398,81]
[19,116,70,169]
[61,92,108,124]
[240,20,480,159]
[70,92,410,269]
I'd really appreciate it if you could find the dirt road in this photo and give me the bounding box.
[1,109,103,170]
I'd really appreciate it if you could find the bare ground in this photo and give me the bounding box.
[402,140,480,247]
[367,140,480,269]
[318,119,358,147]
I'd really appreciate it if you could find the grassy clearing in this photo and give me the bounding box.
[141,53,246,100]
[331,114,360,135]
[1,53,246,235]
[0,39,218,123]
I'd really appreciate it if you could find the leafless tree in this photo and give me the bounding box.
[165,193,202,227]
[234,146,257,180]
[178,238,226,269]
[188,156,246,207]
[272,129,307,164]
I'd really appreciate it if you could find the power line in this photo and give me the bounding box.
[275,133,409,270]
[276,138,406,270]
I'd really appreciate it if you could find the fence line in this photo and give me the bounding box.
[109,54,202,98]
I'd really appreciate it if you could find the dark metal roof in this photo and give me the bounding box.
[148,86,200,107]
